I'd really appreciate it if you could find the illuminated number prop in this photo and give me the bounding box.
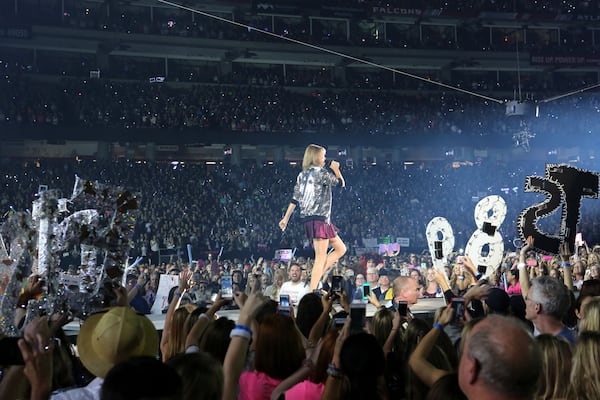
[465,195,506,278]
[426,217,454,284]
[518,164,599,254]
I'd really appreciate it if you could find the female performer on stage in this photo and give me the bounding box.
[279,144,347,291]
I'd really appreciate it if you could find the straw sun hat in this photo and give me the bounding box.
[77,306,159,378]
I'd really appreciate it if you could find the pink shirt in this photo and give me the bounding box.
[239,371,282,400]
[506,281,521,295]
[285,380,325,400]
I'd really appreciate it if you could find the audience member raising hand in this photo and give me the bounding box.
[161,268,195,361]
[223,292,270,400]
[17,316,55,400]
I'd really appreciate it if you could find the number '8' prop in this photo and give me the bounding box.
[465,195,506,278]
[426,217,455,281]
[518,164,599,255]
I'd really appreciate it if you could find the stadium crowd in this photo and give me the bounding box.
[1,73,600,143]
[9,0,600,54]
[3,157,600,262]
[2,1,600,399]
[3,191,600,399]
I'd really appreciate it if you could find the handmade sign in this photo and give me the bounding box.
[378,243,400,257]
[274,249,293,262]
[150,274,179,315]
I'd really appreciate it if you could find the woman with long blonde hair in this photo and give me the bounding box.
[569,331,600,400]
[535,334,572,400]
[279,144,346,290]
[161,269,194,361]
[579,296,600,333]
[161,306,191,361]
[263,269,286,301]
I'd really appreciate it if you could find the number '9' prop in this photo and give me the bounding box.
[465,195,506,278]
[518,164,599,255]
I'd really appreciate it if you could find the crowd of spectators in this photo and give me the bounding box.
[2,2,600,399]
[362,0,597,13]
[6,0,600,54]
[3,157,600,264]
[1,71,600,141]
[4,0,600,136]
[4,226,600,399]
[55,5,600,56]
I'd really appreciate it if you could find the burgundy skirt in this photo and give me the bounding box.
[304,220,338,240]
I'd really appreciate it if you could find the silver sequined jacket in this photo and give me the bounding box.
[291,165,342,223]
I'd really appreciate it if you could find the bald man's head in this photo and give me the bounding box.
[392,276,419,306]
[459,315,541,399]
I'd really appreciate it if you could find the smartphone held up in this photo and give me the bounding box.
[350,303,366,333]
[331,275,343,293]
[361,283,371,301]
[451,297,466,324]
[221,274,233,300]
[278,294,291,317]
[397,301,408,317]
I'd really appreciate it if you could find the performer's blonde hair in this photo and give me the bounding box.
[302,144,325,170]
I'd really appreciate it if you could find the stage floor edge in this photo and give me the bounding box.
[63,298,445,336]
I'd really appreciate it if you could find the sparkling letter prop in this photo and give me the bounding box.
[518,164,599,254]
[3,175,142,326]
